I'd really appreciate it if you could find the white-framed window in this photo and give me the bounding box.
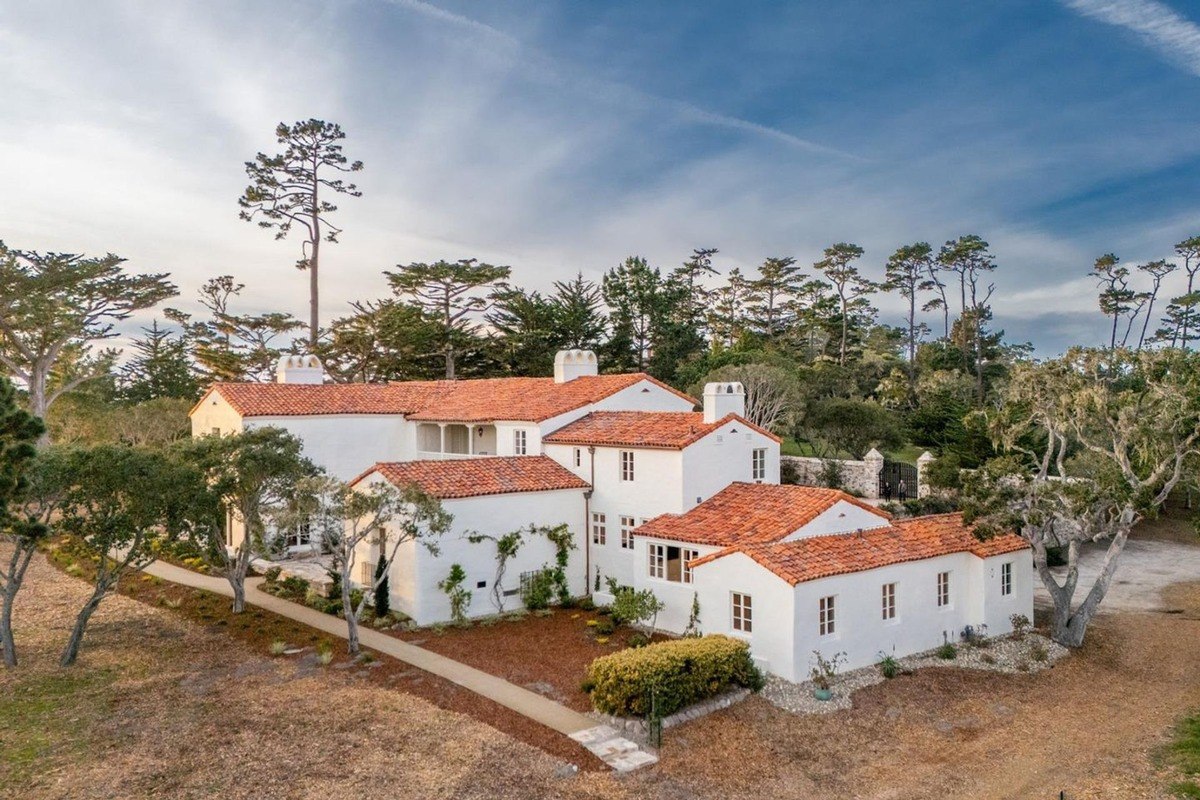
[620,516,636,549]
[1001,562,1012,596]
[819,595,836,636]
[620,450,635,481]
[752,448,766,481]
[732,592,752,633]
[361,560,376,586]
[591,512,606,545]
[513,429,528,455]
[574,447,581,467]
[937,571,951,607]
[681,549,698,584]
[882,582,897,620]
[647,543,698,582]
[648,544,665,579]
[287,517,311,549]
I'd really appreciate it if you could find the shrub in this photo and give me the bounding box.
[1009,613,1031,641]
[961,624,988,648]
[269,639,287,656]
[594,618,616,636]
[810,650,846,690]
[523,569,556,611]
[373,559,390,618]
[438,564,472,626]
[936,642,958,660]
[586,635,764,717]
[877,653,900,679]
[577,596,596,612]
[606,578,665,634]
[263,566,282,583]
[627,633,650,648]
[1029,641,1049,662]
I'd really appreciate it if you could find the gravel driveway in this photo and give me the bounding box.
[1037,536,1200,613]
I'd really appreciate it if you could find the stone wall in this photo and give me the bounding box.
[781,449,884,498]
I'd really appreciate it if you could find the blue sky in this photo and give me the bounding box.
[2,0,1200,355]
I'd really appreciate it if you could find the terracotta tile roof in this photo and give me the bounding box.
[635,482,891,546]
[351,456,591,499]
[543,411,781,449]
[195,373,696,422]
[689,512,1030,585]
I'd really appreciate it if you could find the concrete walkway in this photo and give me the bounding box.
[141,561,656,771]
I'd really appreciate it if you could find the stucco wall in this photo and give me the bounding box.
[189,392,246,437]
[680,420,780,509]
[782,454,883,498]
[785,501,891,539]
[360,487,588,626]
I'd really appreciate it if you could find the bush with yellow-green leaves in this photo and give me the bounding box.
[584,634,764,717]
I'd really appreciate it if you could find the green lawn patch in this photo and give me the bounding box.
[1165,712,1200,797]
[0,668,118,792]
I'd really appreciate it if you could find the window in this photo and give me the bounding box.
[937,571,950,607]
[732,593,752,633]
[591,512,607,545]
[819,595,836,636]
[620,450,635,481]
[648,544,665,579]
[287,517,312,549]
[360,560,376,586]
[648,543,698,582]
[574,448,581,467]
[882,582,897,620]
[752,448,766,481]
[620,516,636,549]
[513,429,527,455]
[1001,562,1013,596]
[211,426,221,437]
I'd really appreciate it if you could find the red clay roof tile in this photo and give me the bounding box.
[197,373,695,423]
[352,455,590,499]
[636,482,891,547]
[543,411,780,449]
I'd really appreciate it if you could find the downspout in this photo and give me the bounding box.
[585,445,596,593]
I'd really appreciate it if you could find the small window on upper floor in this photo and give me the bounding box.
[1001,562,1013,596]
[574,447,581,467]
[752,448,766,481]
[514,429,528,455]
[620,450,635,481]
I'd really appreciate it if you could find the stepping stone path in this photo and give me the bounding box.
[568,725,658,772]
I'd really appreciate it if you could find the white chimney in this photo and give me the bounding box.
[703,382,745,423]
[276,354,325,385]
[553,349,599,383]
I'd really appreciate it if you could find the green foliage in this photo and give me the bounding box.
[605,578,665,634]
[1166,713,1200,798]
[877,653,900,679]
[585,635,764,717]
[682,592,702,638]
[523,569,556,611]
[117,321,199,402]
[373,558,390,617]
[800,398,904,459]
[809,650,846,690]
[438,564,471,626]
[1009,613,1031,641]
[935,642,958,660]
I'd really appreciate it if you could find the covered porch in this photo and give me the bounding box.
[417,422,498,459]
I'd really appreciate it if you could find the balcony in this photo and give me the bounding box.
[416,422,497,460]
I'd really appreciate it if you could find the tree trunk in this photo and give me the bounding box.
[309,234,320,350]
[342,570,360,655]
[1,586,18,668]
[1034,525,1131,648]
[60,585,108,667]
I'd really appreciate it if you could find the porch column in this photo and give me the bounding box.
[469,425,475,455]
[438,423,446,459]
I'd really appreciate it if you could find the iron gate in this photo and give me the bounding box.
[878,460,917,501]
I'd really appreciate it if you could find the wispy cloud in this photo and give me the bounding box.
[1060,0,1200,76]
[382,0,860,159]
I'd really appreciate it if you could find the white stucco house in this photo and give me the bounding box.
[188,348,1033,681]
[617,482,1033,678]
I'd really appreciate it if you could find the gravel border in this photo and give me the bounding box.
[762,632,1068,715]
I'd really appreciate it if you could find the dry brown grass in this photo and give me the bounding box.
[0,550,628,800]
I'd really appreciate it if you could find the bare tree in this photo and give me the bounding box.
[694,364,798,432]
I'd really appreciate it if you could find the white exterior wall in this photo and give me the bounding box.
[239,415,412,480]
[979,551,1035,636]
[691,553,796,677]
[544,443,685,589]
[786,501,891,540]
[679,420,780,510]
[359,488,588,626]
[627,535,722,632]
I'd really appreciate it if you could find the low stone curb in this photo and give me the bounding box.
[588,687,752,745]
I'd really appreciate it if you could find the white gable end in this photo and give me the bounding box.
[784,500,890,541]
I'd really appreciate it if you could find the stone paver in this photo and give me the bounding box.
[141,560,659,771]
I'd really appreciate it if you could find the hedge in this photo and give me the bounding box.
[585,634,764,718]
